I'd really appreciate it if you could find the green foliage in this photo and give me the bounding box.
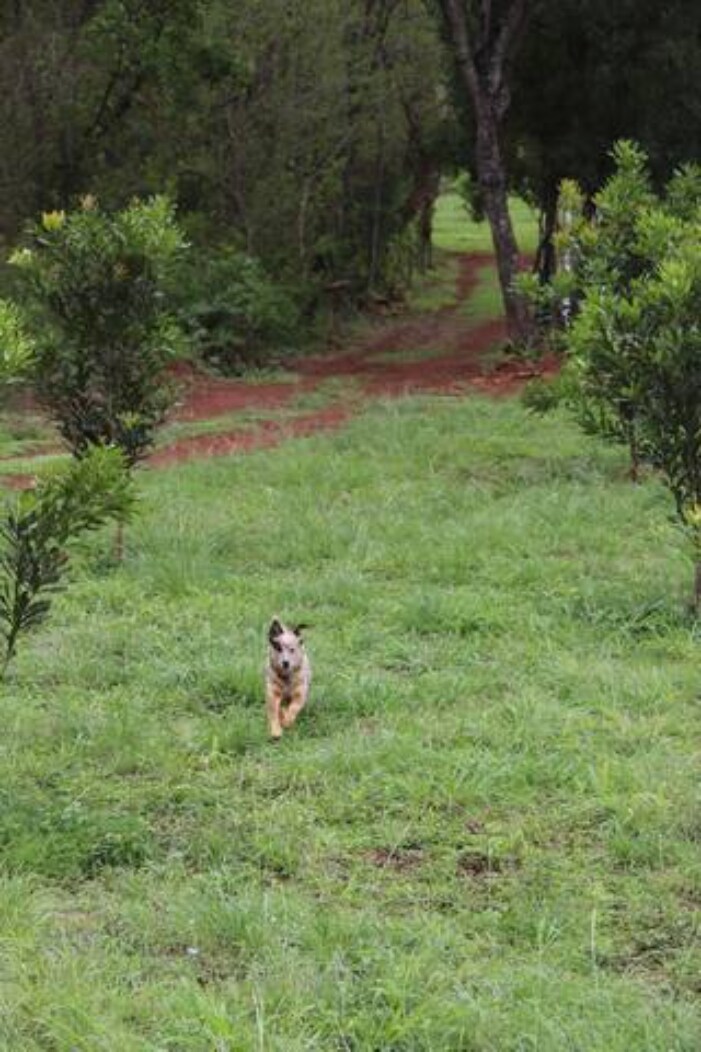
[627,242,701,521]
[0,446,134,674]
[666,163,701,222]
[453,170,483,221]
[0,0,452,306]
[508,0,701,255]
[521,368,576,415]
[11,197,187,465]
[582,141,657,289]
[551,142,701,603]
[0,299,34,384]
[539,144,687,456]
[172,246,300,374]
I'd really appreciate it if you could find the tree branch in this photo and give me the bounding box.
[489,0,530,98]
[435,0,480,102]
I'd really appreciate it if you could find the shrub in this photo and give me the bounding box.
[540,141,701,608]
[0,445,134,675]
[0,298,34,384]
[172,246,300,374]
[10,196,187,465]
[620,237,701,609]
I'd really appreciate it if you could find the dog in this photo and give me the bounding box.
[266,618,311,740]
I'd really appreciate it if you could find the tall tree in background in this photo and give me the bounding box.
[506,0,701,281]
[0,0,450,306]
[433,0,532,343]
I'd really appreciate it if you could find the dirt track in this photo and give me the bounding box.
[153,252,555,468]
[3,252,556,481]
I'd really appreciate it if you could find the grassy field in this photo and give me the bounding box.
[433,191,540,256]
[0,190,699,1049]
[1,393,700,1049]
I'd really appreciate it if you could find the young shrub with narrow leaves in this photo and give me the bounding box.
[543,142,701,609]
[11,197,187,465]
[521,144,659,476]
[0,446,134,675]
[0,299,34,384]
[625,234,701,609]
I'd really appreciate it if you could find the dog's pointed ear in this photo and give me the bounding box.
[293,622,310,638]
[269,618,284,644]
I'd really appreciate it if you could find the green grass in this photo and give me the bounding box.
[0,406,56,458]
[434,190,539,256]
[460,262,503,323]
[407,250,461,312]
[0,394,700,1049]
[404,250,501,332]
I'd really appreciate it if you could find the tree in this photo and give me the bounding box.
[551,143,657,480]
[0,1,453,313]
[432,0,533,343]
[11,196,186,467]
[506,0,701,280]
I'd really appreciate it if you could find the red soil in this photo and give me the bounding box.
[3,251,557,484]
[150,405,352,468]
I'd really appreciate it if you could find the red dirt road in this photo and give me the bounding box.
[154,252,555,468]
[3,252,557,481]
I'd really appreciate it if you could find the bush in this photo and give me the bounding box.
[172,246,300,374]
[10,196,187,465]
[548,142,701,608]
[0,298,34,384]
[620,237,701,608]
[0,445,134,675]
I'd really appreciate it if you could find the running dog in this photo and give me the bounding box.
[266,618,311,740]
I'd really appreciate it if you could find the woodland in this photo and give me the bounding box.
[1,0,700,349]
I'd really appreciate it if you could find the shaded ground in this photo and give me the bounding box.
[2,251,557,481]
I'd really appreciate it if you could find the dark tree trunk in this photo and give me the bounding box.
[474,97,531,341]
[534,188,558,284]
[436,0,532,344]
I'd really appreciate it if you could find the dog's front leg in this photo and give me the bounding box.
[266,683,283,740]
[280,685,307,729]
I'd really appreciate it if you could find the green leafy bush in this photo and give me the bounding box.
[544,142,701,607]
[0,299,34,384]
[0,445,134,674]
[173,246,300,374]
[10,196,187,465]
[620,239,701,607]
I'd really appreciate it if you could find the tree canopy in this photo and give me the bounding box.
[0,0,699,327]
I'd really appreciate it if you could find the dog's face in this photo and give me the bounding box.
[268,618,306,677]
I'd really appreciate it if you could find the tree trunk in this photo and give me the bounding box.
[368,120,387,291]
[628,431,640,483]
[474,99,531,343]
[436,0,532,345]
[534,189,558,285]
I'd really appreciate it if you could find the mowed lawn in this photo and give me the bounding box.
[1,393,700,1050]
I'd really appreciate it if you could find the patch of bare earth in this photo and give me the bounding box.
[365,845,426,873]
